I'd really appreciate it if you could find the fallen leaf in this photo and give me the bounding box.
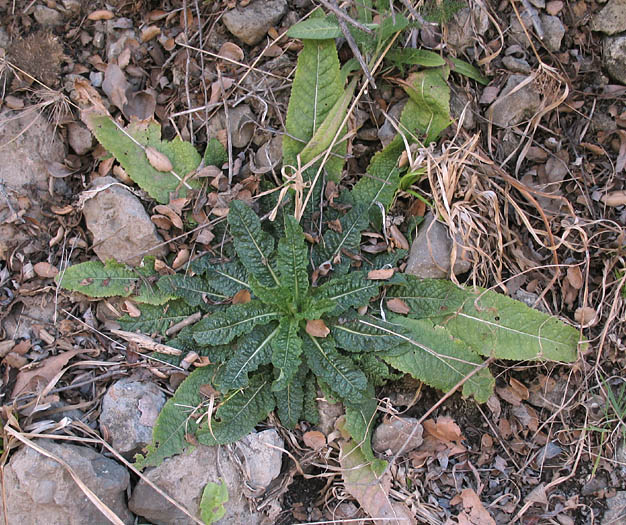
[423,416,465,447]
[306,319,330,338]
[12,349,82,398]
[87,9,114,20]
[575,306,597,326]
[368,268,395,280]
[123,300,141,318]
[303,430,326,450]
[33,262,59,278]
[232,289,251,304]
[218,42,244,62]
[386,298,410,314]
[140,25,160,42]
[172,249,190,270]
[451,488,496,525]
[509,377,529,401]
[566,266,583,290]
[102,64,129,111]
[601,190,626,206]
[145,146,173,172]
[389,225,409,250]
[154,205,183,229]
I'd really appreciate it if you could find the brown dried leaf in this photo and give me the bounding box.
[389,224,409,250]
[33,262,59,278]
[566,266,583,290]
[451,488,496,525]
[601,190,626,207]
[12,349,82,398]
[386,298,410,314]
[141,26,161,43]
[303,430,326,450]
[154,204,183,229]
[575,306,597,326]
[145,146,173,172]
[367,268,395,280]
[509,377,529,401]
[102,64,129,111]
[87,9,114,20]
[232,289,251,305]
[218,42,244,62]
[306,319,330,338]
[172,249,189,270]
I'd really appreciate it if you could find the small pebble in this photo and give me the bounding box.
[93,31,105,49]
[546,0,564,15]
[90,71,104,87]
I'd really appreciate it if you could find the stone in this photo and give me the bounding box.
[591,0,626,35]
[130,434,284,525]
[405,212,472,279]
[0,25,9,48]
[502,56,532,74]
[0,108,65,260]
[546,0,564,15]
[234,430,284,497]
[99,377,166,459]
[540,15,565,52]
[487,74,542,128]
[372,417,423,455]
[1,439,132,524]
[82,176,168,265]
[603,35,626,85]
[222,0,288,46]
[603,491,626,524]
[67,121,93,155]
[33,6,64,27]
[509,9,536,48]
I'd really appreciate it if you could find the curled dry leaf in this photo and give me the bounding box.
[141,25,161,42]
[368,268,395,280]
[509,377,529,401]
[154,204,183,229]
[389,224,409,250]
[87,9,114,20]
[33,262,59,278]
[218,42,245,62]
[575,306,597,326]
[566,266,584,290]
[302,430,326,450]
[387,298,410,314]
[172,248,190,270]
[450,488,496,525]
[123,300,141,318]
[232,289,251,305]
[601,190,626,207]
[306,319,330,338]
[145,146,173,172]
[12,349,82,398]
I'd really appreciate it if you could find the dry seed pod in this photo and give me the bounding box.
[145,146,173,172]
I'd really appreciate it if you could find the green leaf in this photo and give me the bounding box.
[449,57,489,85]
[271,317,303,391]
[203,137,227,167]
[303,335,368,403]
[193,301,280,346]
[379,315,495,403]
[276,214,309,304]
[286,16,342,39]
[228,200,278,287]
[118,300,196,335]
[58,260,137,298]
[303,373,320,425]
[386,48,446,68]
[390,277,580,362]
[274,364,306,428]
[157,274,228,307]
[198,374,275,445]
[317,203,370,269]
[199,480,228,525]
[298,296,337,321]
[192,258,250,296]
[400,67,451,144]
[313,272,381,315]
[332,316,405,353]
[83,114,201,204]
[345,390,378,462]
[377,13,409,41]
[218,325,278,390]
[135,365,217,469]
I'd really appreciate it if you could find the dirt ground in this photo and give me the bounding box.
[1,0,625,524]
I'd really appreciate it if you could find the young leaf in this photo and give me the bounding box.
[313,271,381,315]
[118,300,196,335]
[303,335,368,403]
[193,301,280,346]
[58,260,137,298]
[287,16,342,39]
[197,374,275,445]
[271,317,303,391]
[157,274,228,307]
[135,365,216,469]
[449,57,489,85]
[228,200,279,287]
[378,315,495,403]
[276,214,309,304]
[199,480,228,525]
[218,325,278,391]
[83,114,200,204]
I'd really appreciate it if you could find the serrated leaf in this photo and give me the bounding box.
[317,203,370,268]
[449,57,489,85]
[218,325,278,390]
[199,480,228,525]
[271,318,303,391]
[303,373,320,425]
[228,200,278,287]
[83,114,201,204]
[118,300,196,335]
[193,301,280,346]
[58,260,137,298]
[274,365,306,428]
[286,16,342,39]
[303,335,368,403]
[298,296,337,320]
[277,214,309,304]
[386,48,446,68]
[390,277,580,362]
[135,365,216,469]
[157,274,228,307]
[345,389,378,462]
[378,315,495,403]
[197,374,275,445]
[332,316,405,353]
[314,272,381,315]
[192,258,250,296]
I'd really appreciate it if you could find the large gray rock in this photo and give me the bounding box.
[129,430,284,525]
[222,0,288,46]
[603,35,626,84]
[0,108,65,260]
[487,74,542,128]
[99,377,166,459]
[603,491,626,524]
[405,212,472,279]
[540,15,565,52]
[591,0,626,34]
[1,439,132,524]
[82,176,167,265]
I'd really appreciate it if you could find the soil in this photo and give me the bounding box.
[1,0,625,524]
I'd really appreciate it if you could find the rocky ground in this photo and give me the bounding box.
[0,0,625,524]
